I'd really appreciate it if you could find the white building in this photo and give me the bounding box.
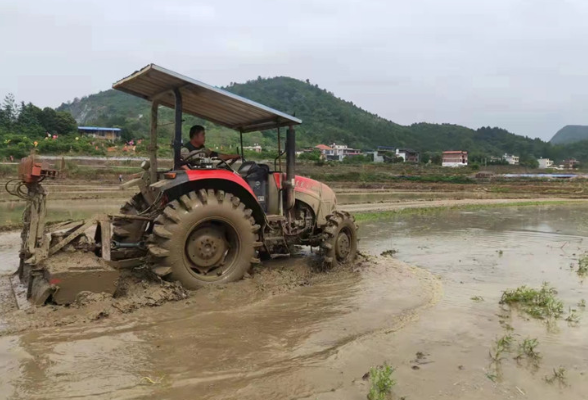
[503,153,520,165]
[537,158,553,169]
[243,143,262,153]
[315,143,361,161]
[442,151,468,167]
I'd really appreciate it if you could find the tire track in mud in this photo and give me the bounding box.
[142,257,444,400]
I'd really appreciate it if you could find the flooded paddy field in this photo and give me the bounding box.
[1,203,588,399]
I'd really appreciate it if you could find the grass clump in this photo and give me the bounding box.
[489,334,514,362]
[367,363,395,400]
[471,296,484,302]
[515,337,541,362]
[565,310,581,326]
[544,367,567,386]
[577,254,588,276]
[499,283,564,319]
[578,299,586,309]
[380,249,398,257]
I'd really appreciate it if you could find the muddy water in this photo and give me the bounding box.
[0,189,539,228]
[361,205,588,399]
[1,205,588,399]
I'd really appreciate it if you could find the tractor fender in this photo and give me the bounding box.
[293,176,337,228]
[151,170,265,225]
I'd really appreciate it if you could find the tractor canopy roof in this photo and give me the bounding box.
[113,64,301,133]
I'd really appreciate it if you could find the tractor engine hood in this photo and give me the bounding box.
[293,176,337,227]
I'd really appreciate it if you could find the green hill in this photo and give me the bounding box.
[56,76,551,160]
[550,125,588,145]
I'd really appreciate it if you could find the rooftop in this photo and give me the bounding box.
[78,126,122,132]
[315,144,333,150]
[113,64,301,133]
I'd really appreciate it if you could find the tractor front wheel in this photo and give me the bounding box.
[321,211,358,268]
[149,190,260,290]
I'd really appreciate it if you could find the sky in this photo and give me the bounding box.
[1,0,588,141]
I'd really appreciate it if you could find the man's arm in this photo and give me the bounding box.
[218,153,240,161]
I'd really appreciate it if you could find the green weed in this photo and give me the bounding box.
[489,334,514,362]
[367,363,395,400]
[471,296,484,302]
[578,299,586,309]
[565,311,581,326]
[577,254,588,276]
[515,338,541,362]
[544,367,567,386]
[500,283,564,319]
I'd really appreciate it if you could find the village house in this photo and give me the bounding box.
[314,143,361,161]
[243,143,262,153]
[78,126,121,140]
[396,148,419,163]
[503,153,519,165]
[537,158,553,169]
[442,151,468,167]
[370,146,419,163]
[562,158,580,169]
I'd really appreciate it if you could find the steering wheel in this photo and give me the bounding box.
[215,157,239,171]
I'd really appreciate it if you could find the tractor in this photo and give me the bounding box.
[13,64,358,304]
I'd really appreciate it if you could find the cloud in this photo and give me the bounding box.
[1,0,588,140]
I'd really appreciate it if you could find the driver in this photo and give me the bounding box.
[183,125,240,163]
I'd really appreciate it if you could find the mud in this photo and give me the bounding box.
[0,254,438,400]
[0,252,364,335]
[2,204,588,399]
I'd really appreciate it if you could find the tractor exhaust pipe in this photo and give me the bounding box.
[284,126,296,212]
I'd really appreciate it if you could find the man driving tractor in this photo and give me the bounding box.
[183,125,241,163]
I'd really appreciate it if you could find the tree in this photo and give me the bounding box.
[1,93,19,128]
[431,153,442,165]
[54,111,78,134]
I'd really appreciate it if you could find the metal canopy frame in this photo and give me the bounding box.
[112,64,301,134]
[112,64,299,216]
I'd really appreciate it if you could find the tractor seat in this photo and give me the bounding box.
[238,161,260,178]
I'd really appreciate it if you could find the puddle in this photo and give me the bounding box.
[1,204,588,399]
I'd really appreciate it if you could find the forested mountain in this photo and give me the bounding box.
[550,125,588,145]
[56,76,553,159]
[0,75,583,164]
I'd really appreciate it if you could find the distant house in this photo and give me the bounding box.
[442,151,468,167]
[563,158,580,169]
[78,126,121,140]
[538,158,553,169]
[243,143,262,153]
[396,148,419,163]
[315,143,361,161]
[373,146,419,163]
[503,153,519,165]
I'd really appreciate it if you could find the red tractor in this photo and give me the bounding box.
[14,64,358,303]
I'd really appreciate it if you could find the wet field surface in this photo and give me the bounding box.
[1,205,588,399]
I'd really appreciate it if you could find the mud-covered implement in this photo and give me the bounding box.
[12,64,359,306]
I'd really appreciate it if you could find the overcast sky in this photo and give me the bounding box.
[1,0,587,141]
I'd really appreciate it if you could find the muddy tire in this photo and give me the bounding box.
[111,193,149,260]
[321,211,358,268]
[149,190,260,290]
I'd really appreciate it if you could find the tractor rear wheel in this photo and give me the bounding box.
[111,193,149,260]
[321,211,358,268]
[149,189,260,290]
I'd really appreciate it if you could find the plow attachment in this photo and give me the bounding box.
[8,156,146,307]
